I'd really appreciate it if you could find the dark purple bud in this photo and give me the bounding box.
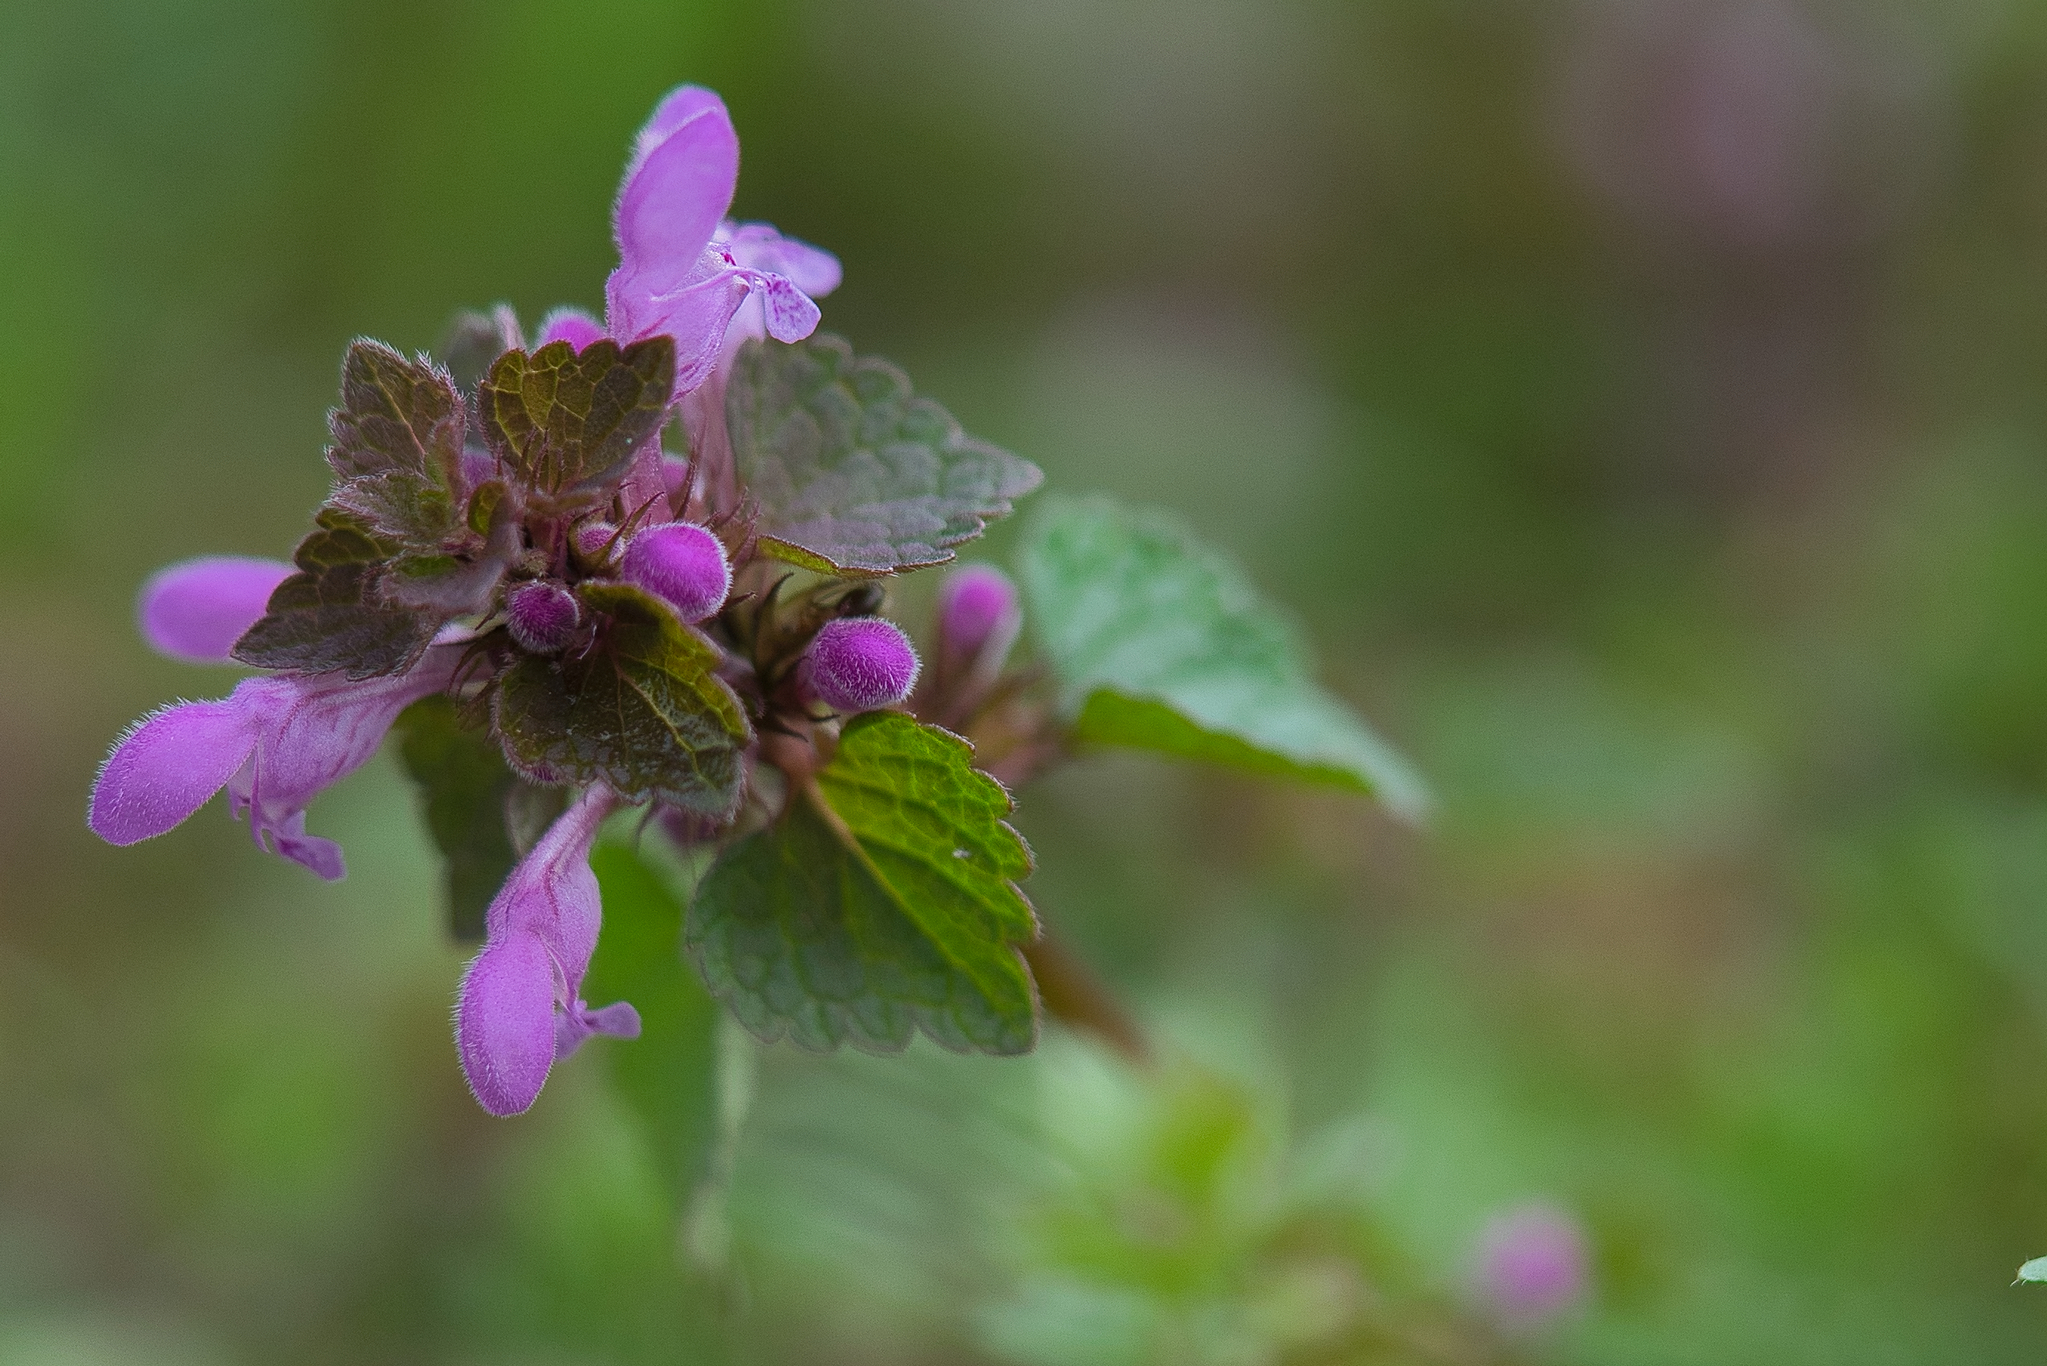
[573,521,618,561]
[939,563,1020,662]
[507,581,581,654]
[801,618,920,714]
[1472,1202,1589,1327]
[621,522,731,623]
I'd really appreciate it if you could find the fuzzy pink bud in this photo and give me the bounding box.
[801,618,920,714]
[507,581,581,654]
[621,522,731,623]
[573,521,618,560]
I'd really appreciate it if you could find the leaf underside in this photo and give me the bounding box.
[687,711,1039,1055]
[478,336,675,500]
[726,334,1044,575]
[492,582,751,816]
[1017,495,1430,821]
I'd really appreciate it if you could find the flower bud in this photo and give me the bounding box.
[573,520,618,561]
[800,618,920,714]
[506,580,581,654]
[938,563,1020,667]
[1471,1202,1589,1327]
[621,522,731,623]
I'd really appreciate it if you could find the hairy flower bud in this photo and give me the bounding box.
[573,520,618,561]
[506,581,582,654]
[938,563,1020,667]
[800,617,920,714]
[621,522,731,623]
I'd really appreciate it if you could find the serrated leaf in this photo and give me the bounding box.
[687,711,1039,1055]
[477,336,676,500]
[231,510,439,678]
[492,582,751,814]
[727,334,1044,575]
[393,695,564,941]
[583,844,722,1209]
[1017,495,1430,821]
[328,340,467,484]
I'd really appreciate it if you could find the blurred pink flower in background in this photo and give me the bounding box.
[1470,1201,1591,1329]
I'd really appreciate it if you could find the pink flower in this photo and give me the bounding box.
[799,617,920,714]
[455,785,637,1116]
[587,86,838,397]
[90,645,463,881]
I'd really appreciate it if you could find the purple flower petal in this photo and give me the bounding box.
[1473,1202,1590,1326]
[621,522,731,623]
[534,306,604,351]
[612,94,738,304]
[726,221,842,297]
[137,556,293,664]
[456,929,560,1117]
[89,699,259,845]
[757,273,822,343]
[555,999,641,1059]
[455,786,624,1115]
[624,84,728,184]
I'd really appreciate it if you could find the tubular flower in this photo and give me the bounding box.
[455,784,633,1116]
[599,85,837,396]
[90,642,465,880]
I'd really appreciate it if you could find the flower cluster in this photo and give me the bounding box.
[89,87,967,1115]
[88,82,1422,1124]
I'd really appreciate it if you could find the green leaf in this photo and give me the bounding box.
[726,334,1043,575]
[1017,495,1430,821]
[584,844,724,1209]
[392,695,564,941]
[493,582,751,815]
[687,712,1039,1054]
[231,510,440,678]
[327,340,466,487]
[477,336,676,501]
[2017,1257,2047,1285]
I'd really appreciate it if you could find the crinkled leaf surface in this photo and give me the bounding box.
[582,843,721,1210]
[727,335,1043,575]
[687,712,1038,1054]
[1017,496,1429,821]
[392,695,564,941]
[327,340,467,484]
[231,510,440,678]
[493,582,750,815]
[478,337,675,500]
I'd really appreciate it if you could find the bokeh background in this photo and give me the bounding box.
[9,0,2047,1361]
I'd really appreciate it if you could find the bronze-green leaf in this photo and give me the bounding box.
[231,509,439,678]
[477,336,676,501]
[492,582,750,815]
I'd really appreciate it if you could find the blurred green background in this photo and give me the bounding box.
[10,0,2047,1361]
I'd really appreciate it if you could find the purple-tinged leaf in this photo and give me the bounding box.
[477,337,677,504]
[231,510,440,678]
[492,582,751,816]
[327,340,466,485]
[726,335,1043,575]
